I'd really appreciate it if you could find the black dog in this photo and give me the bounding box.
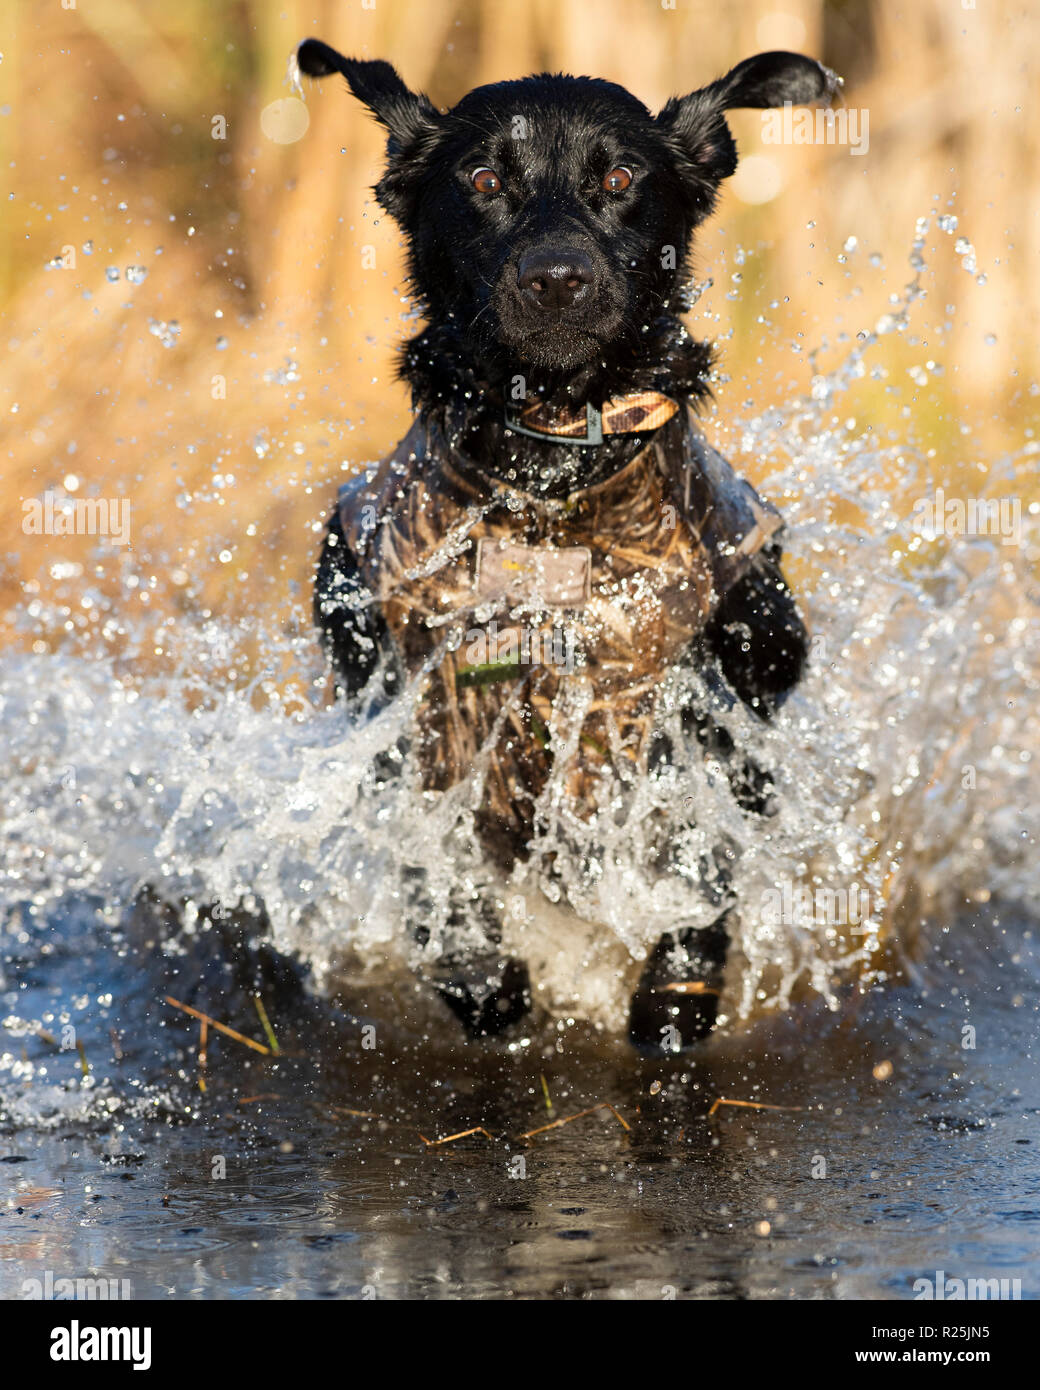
[301,39,825,1051]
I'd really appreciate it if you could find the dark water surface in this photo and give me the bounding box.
[2,902,1038,1301]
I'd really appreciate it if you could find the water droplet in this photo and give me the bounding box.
[147,318,181,348]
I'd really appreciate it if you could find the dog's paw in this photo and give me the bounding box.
[628,915,729,1054]
[433,955,532,1038]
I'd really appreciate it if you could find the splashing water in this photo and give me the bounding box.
[2,216,1038,1044]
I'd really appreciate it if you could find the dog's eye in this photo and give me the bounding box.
[603,166,633,192]
[471,167,502,194]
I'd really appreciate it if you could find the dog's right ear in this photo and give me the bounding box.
[708,51,842,113]
[296,39,440,219]
[296,39,437,146]
[658,52,841,221]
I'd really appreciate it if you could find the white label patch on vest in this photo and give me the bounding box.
[474,538,591,608]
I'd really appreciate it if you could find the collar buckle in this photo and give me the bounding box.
[503,400,604,447]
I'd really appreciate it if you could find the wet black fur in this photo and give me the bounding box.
[301,40,829,1045]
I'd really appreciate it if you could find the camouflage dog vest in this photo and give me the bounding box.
[339,405,782,868]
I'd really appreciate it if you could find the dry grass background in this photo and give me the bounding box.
[1,0,1036,673]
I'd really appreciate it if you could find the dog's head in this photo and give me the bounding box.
[297,40,838,379]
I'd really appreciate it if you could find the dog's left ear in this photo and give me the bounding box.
[659,51,842,208]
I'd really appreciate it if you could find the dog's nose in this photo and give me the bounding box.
[517,248,596,312]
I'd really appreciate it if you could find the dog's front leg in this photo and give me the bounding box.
[680,540,810,811]
[313,506,401,703]
[634,719,736,1052]
[701,541,809,718]
[630,544,809,1051]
